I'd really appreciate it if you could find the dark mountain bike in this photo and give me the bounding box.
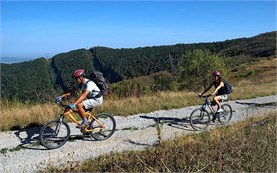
[190,95,232,131]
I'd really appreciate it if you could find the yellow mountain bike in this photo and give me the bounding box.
[39,101,116,149]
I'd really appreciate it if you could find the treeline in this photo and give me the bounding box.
[91,31,276,83]
[1,58,55,101]
[51,49,94,92]
[1,31,276,101]
[112,49,229,98]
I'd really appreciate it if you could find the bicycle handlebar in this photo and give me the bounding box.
[55,101,72,110]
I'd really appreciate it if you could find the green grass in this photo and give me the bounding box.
[0,145,25,154]
[43,113,276,172]
[121,127,139,131]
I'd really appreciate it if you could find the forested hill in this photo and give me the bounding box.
[1,31,276,101]
[91,31,276,82]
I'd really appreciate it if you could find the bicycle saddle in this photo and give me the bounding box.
[85,108,93,112]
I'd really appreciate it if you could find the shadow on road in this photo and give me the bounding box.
[13,123,46,150]
[124,139,151,147]
[139,115,194,131]
[13,124,95,150]
[235,101,277,107]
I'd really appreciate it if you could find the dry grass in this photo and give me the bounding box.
[96,91,198,116]
[0,91,198,131]
[230,81,276,100]
[228,58,277,99]
[0,102,61,131]
[45,113,276,172]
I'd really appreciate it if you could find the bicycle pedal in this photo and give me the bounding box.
[81,127,90,133]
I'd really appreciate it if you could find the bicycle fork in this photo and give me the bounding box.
[54,116,64,136]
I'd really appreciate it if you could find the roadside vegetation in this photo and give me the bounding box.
[44,112,276,172]
[0,57,276,131]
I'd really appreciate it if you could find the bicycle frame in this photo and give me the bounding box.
[201,97,215,114]
[190,95,233,131]
[62,108,105,133]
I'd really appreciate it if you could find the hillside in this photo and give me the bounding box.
[1,31,276,101]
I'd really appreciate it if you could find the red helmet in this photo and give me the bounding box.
[72,69,85,78]
[212,70,221,76]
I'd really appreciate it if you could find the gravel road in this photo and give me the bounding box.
[0,95,276,173]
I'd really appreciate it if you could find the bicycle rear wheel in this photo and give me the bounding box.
[89,113,116,140]
[190,108,210,131]
[39,119,70,149]
[218,104,232,124]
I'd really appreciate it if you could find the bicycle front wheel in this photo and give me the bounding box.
[218,104,232,124]
[39,119,70,149]
[89,113,116,140]
[190,108,211,131]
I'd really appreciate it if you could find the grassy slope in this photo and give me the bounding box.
[1,57,276,131]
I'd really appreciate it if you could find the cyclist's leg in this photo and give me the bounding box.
[76,102,87,119]
[211,101,216,112]
[213,95,222,110]
[78,97,103,128]
[76,102,89,127]
[209,100,217,121]
[82,97,103,110]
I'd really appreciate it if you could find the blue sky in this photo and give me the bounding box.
[1,0,276,60]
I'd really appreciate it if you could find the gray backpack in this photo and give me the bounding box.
[89,71,109,95]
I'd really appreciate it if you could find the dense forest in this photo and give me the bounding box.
[1,31,276,101]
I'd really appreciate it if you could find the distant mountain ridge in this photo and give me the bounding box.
[1,31,276,101]
[0,57,37,64]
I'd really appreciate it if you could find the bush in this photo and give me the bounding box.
[111,71,178,98]
[177,49,229,91]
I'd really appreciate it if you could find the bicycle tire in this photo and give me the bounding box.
[89,113,116,140]
[190,108,211,131]
[39,119,70,149]
[218,104,232,124]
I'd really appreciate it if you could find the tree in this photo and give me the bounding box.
[178,49,229,91]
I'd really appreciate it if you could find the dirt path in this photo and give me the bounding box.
[0,95,276,173]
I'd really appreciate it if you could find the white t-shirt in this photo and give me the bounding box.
[81,78,100,98]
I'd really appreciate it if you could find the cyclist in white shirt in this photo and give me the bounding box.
[55,69,103,128]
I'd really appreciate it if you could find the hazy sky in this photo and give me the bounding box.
[1,0,276,59]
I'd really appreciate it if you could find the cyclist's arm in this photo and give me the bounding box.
[74,90,90,105]
[61,92,70,98]
[60,88,76,98]
[201,82,213,95]
[211,81,224,95]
